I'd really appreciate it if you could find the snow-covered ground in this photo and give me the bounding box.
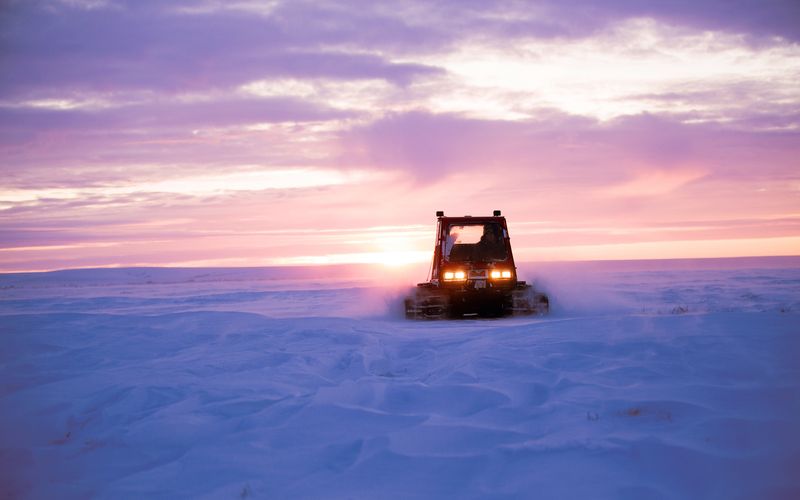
[1,258,799,499]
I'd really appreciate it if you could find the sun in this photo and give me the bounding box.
[371,236,430,267]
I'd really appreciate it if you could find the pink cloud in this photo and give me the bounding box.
[601,168,708,197]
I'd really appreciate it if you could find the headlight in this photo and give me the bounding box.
[443,270,466,281]
[490,269,513,279]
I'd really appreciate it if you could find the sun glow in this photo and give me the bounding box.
[371,235,430,267]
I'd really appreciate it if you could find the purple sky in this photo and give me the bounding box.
[1,0,799,271]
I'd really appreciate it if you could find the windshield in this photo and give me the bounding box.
[444,223,507,262]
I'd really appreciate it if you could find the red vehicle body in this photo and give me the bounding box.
[405,210,549,319]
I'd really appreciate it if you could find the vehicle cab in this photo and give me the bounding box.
[430,210,519,292]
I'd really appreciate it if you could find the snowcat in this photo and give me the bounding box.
[405,210,549,319]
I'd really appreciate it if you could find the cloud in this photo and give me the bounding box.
[340,111,533,178]
[341,110,800,182]
[567,0,800,42]
[0,95,356,186]
[601,168,708,197]
[5,0,796,107]
[0,96,352,131]
[0,1,443,100]
[4,1,797,127]
[433,0,800,42]
[413,18,800,123]
[0,167,365,207]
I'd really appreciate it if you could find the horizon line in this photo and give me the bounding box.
[3,254,799,276]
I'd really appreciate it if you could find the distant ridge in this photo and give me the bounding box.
[0,264,375,285]
[520,255,800,272]
[1,256,798,286]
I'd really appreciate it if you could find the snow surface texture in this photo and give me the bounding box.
[1,259,799,499]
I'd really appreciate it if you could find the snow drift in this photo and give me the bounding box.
[1,258,799,499]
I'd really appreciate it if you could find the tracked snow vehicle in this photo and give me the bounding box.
[405,210,549,319]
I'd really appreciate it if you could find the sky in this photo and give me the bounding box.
[1,0,799,272]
